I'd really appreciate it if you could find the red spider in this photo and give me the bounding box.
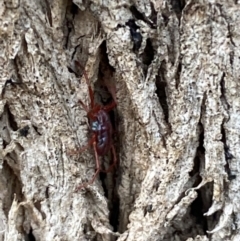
[71,61,117,190]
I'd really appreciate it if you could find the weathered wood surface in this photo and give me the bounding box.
[0,0,240,240]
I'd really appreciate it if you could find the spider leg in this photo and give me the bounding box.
[75,60,95,109]
[102,101,116,112]
[67,136,94,156]
[79,99,89,112]
[101,144,117,173]
[75,140,101,191]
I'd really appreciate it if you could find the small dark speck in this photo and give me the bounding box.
[225,151,234,160]
[25,227,36,241]
[126,19,142,51]
[146,204,153,212]
[67,66,74,73]
[45,186,49,198]
[5,79,14,86]
[32,125,41,135]
[71,2,79,15]
[19,125,30,137]
[228,172,236,181]
[224,146,234,160]
[130,29,142,51]
[144,204,154,216]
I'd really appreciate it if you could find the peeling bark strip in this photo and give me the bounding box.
[0,0,240,240]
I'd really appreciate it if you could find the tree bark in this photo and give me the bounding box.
[0,0,239,240]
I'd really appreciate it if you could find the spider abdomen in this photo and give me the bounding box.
[91,109,112,156]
